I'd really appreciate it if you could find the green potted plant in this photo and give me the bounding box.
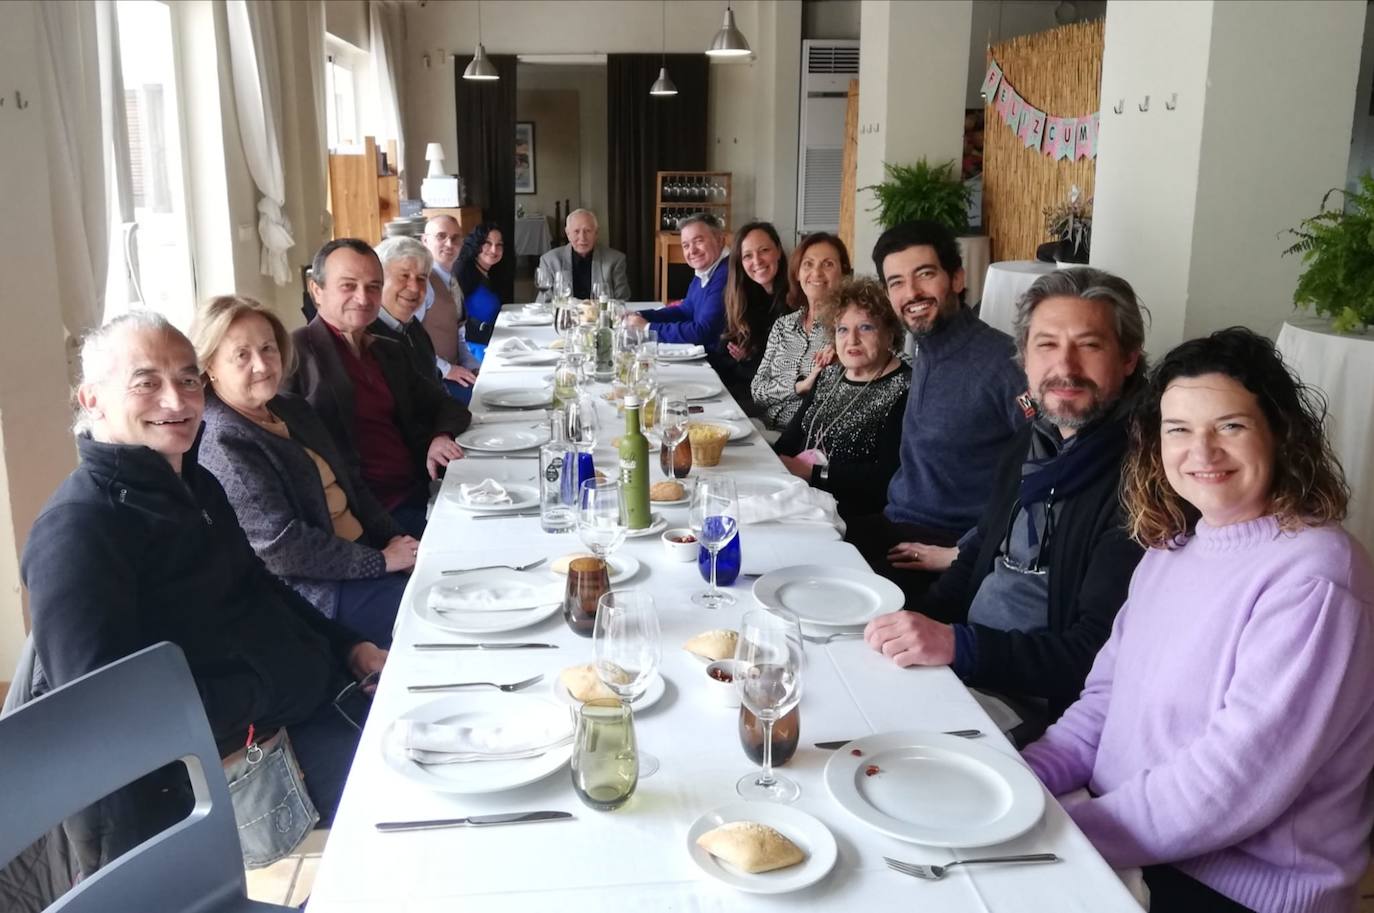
[1038,187,1092,266]
[864,159,972,236]
[1282,174,1374,333]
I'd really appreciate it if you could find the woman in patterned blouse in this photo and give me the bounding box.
[749,233,852,431]
[775,276,911,521]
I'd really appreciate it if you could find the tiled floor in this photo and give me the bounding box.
[243,828,328,906]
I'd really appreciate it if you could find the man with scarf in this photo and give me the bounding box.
[864,268,1148,745]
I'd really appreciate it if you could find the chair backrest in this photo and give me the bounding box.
[0,642,285,913]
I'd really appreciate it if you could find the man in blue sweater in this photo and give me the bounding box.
[848,220,1028,611]
[624,213,729,351]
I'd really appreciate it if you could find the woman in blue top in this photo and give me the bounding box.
[454,222,506,361]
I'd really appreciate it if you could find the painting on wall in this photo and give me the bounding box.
[515,122,536,194]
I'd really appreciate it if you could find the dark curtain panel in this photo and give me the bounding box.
[454,54,518,303]
[607,54,709,299]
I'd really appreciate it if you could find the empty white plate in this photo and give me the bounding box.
[686,802,838,893]
[457,426,550,452]
[666,380,722,401]
[752,565,904,626]
[824,731,1046,847]
[729,472,796,500]
[483,387,552,409]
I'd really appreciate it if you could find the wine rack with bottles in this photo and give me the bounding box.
[654,171,732,233]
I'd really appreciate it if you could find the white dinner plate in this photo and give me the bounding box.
[457,426,550,452]
[824,731,1046,847]
[686,802,838,894]
[659,349,708,363]
[549,553,641,584]
[623,513,668,538]
[380,693,574,794]
[505,312,553,326]
[552,670,666,712]
[752,565,904,627]
[649,479,693,507]
[705,419,751,441]
[483,387,552,409]
[502,351,562,366]
[442,483,540,513]
[665,380,722,401]
[411,573,562,634]
[728,471,796,500]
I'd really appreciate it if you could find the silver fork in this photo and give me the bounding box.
[408,674,545,694]
[443,558,547,574]
[884,853,1059,880]
[801,631,862,645]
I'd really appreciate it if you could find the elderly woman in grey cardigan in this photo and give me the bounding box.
[192,295,418,646]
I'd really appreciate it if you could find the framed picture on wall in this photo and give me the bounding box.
[515,122,536,194]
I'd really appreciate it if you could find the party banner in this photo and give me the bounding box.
[982,58,1098,161]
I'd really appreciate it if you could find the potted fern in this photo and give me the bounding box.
[1282,174,1374,333]
[1039,187,1092,266]
[865,159,973,236]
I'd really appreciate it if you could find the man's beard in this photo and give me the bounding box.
[903,298,948,338]
[1035,374,1111,430]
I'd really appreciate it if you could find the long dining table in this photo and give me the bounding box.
[304,304,1143,912]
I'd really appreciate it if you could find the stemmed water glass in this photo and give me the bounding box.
[564,393,599,450]
[734,608,804,802]
[578,478,627,563]
[593,590,662,777]
[657,393,690,481]
[535,265,553,305]
[555,299,581,342]
[689,475,739,608]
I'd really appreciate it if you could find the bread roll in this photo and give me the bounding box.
[696,821,805,873]
[684,629,738,662]
[560,662,629,702]
[650,480,685,502]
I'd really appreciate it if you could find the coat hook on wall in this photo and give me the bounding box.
[1112,98,1124,115]
[1138,95,1150,113]
[15,90,29,110]
[1164,93,1178,111]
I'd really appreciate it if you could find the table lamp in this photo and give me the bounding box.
[425,143,447,178]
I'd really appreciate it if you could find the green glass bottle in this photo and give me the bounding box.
[619,394,651,530]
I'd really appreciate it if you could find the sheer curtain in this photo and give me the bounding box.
[369,0,405,187]
[226,0,295,285]
[34,0,130,346]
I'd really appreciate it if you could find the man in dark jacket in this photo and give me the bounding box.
[864,268,1148,744]
[287,238,471,536]
[20,311,386,874]
[370,235,445,387]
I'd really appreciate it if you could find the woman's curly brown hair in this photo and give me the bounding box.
[812,276,904,354]
[1122,327,1348,548]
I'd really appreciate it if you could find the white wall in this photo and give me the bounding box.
[803,0,860,40]
[517,64,609,239]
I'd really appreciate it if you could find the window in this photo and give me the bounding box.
[326,36,367,151]
[105,0,196,328]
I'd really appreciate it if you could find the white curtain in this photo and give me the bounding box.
[226,0,295,285]
[369,0,406,187]
[34,0,130,340]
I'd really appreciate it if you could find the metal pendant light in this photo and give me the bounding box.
[650,0,678,96]
[705,2,751,58]
[463,1,499,81]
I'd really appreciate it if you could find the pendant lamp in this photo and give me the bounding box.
[650,0,678,96]
[705,2,751,58]
[463,1,499,80]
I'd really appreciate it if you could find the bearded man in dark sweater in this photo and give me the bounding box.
[847,221,1027,607]
[864,268,1148,744]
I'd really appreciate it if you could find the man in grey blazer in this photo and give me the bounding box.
[538,208,631,300]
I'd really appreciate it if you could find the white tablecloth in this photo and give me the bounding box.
[978,260,1057,337]
[305,309,1142,912]
[514,216,553,257]
[1276,318,1374,554]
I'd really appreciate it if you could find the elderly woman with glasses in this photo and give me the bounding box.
[1022,328,1374,913]
[194,295,417,647]
[773,276,910,520]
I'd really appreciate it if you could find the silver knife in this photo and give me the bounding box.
[414,642,558,650]
[471,510,542,520]
[814,729,983,749]
[376,810,574,833]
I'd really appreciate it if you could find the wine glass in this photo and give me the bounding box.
[657,393,690,481]
[734,608,804,802]
[593,590,662,777]
[564,392,599,450]
[578,478,627,562]
[535,265,553,305]
[689,475,739,608]
[555,299,581,342]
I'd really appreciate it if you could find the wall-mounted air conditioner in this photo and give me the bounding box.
[795,39,859,240]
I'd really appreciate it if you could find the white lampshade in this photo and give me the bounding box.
[425,143,446,178]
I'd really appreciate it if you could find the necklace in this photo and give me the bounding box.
[803,357,897,454]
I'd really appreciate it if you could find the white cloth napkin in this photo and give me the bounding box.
[659,343,705,358]
[427,581,556,613]
[458,479,512,506]
[396,713,574,764]
[492,337,540,355]
[738,479,845,534]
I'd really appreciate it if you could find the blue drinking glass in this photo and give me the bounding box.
[698,523,741,586]
[562,449,596,505]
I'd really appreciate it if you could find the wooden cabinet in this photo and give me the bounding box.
[653,171,732,303]
[327,136,399,243]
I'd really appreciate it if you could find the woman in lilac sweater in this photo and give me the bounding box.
[1022,328,1374,913]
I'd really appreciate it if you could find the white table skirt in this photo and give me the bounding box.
[514,216,552,258]
[1276,318,1374,554]
[305,306,1142,912]
[978,260,1058,337]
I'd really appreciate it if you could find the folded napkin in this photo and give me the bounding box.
[472,409,551,425]
[659,343,706,358]
[492,337,541,355]
[397,713,574,764]
[427,581,556,613]
[458,479,512,506]
[739,479,845,535]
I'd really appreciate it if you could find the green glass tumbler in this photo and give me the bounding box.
[570,699,638,811]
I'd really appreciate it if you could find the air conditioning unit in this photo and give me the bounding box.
[795,39,859,240]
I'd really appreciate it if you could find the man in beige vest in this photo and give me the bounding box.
[419,215,481,402]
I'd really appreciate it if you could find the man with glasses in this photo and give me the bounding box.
[418,215,481,402]
[19,311,385,876]
[863,268,1147,744]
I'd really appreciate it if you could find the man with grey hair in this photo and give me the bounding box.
[864,267,1148,744]
[537,208,631,300]
[371,236,446,387]
[624,213,728,349]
